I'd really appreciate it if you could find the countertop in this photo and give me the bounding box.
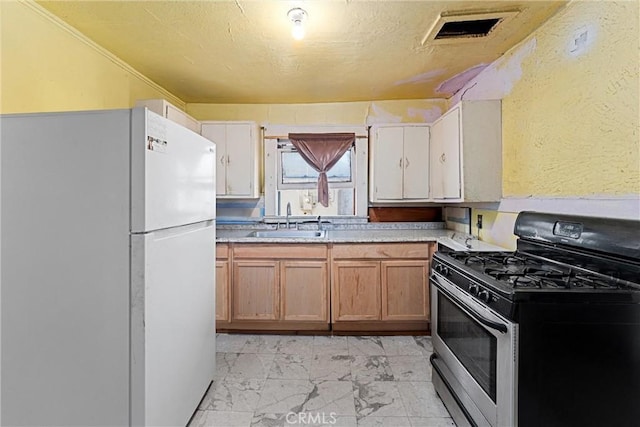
[216,223,507,251]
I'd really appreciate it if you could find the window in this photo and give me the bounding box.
[279,144,353,187]
[263,127,368,218]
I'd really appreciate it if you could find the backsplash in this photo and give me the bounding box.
[216,197,264,223]
[443,207,471,233]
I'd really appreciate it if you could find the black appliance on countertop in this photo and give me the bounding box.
[430,211,640,427]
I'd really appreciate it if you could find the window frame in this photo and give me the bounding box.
[276,141,356,190]
[263,125,369,218]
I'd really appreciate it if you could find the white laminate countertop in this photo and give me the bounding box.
[216,226,508,251]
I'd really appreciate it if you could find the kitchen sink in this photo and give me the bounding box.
[249,229,327,238]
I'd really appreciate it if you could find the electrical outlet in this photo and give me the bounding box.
[477,214,483,229]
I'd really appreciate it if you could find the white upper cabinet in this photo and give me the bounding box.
[134,99,201,134]
[369,124,430,203]
[430,100,502,202]
[200,121,260,198]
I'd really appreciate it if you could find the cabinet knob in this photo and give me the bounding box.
[405,157,409,168]
[399,158,403,168]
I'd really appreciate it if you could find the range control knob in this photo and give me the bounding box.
[434,263,449,276]
[468,284,479,295]
[477,290,492,303]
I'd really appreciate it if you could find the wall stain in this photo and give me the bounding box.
[366,103,402,124]
[449,37,538,104]
[407,106,442,122]
[435,64,488,96]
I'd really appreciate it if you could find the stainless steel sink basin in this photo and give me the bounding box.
[249,229,327,238]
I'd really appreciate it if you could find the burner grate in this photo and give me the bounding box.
[485,266,570,289]
[442,249,640,292]
[572,274,624,290]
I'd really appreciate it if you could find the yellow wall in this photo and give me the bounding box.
[502,1,638,197]
[455,1,640,249]
[456,0,639,198]
[0,1,182,114]
[186,99,447,125]
[470,209,518,250]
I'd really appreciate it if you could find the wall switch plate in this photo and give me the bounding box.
[477,214,483,229]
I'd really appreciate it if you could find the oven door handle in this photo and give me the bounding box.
[433,279,508,334]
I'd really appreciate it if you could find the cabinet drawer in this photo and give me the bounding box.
[233,244,328,259]
[216,243,229,259]
[332,243,431,259]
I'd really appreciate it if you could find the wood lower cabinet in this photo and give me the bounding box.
[215,244,230,326]
[332,261,381,321]
[381,260,430,321]
[225,244,330,331]
[217,241,434,332]
[233,261,279,321]
[331,243,433,332]
[281,261,328,322]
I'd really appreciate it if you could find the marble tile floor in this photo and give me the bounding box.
[189,334,455,427]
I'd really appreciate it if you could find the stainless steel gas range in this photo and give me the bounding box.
[430,211,640,427]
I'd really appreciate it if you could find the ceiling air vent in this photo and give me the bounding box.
[422,11,518,45]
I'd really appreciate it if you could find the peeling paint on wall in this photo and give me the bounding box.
[408,106,442,123]
[435,63,488,96]
[394,69,445,86]
[450,37,538,104]
[366,103,402,124]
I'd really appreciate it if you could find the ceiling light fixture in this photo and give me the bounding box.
[287,8,307,40]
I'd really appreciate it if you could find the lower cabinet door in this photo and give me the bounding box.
[381,260,430,321]
[232,260,279,321]
[215,260,230,322]
[332,261,381,321]
[280,261,328,322]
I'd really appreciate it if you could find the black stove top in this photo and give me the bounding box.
[444,250,640,292]
[431,212,640,320]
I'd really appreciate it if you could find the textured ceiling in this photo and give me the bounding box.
[37,0,567,104]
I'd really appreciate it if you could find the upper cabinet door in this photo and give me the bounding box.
[429,119,444,200]
[429,100,501,202]
[201,121,260,199]
[200,123,227,196]
[402,126,430,199]
[370,125,430,203]
[225,124,253,197]
[439,107,462,199]
[372,126,405,200]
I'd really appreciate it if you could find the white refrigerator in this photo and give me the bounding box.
[0,108,216,426]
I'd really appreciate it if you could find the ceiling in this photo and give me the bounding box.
[37,0,567,104]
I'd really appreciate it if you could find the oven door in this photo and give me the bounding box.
[430,272,517,427]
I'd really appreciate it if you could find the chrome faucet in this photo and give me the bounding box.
[286,202,292,229]
[317,215,322,231]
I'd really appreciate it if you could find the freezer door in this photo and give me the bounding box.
[131,221,216,427]
[131,108,216,233]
